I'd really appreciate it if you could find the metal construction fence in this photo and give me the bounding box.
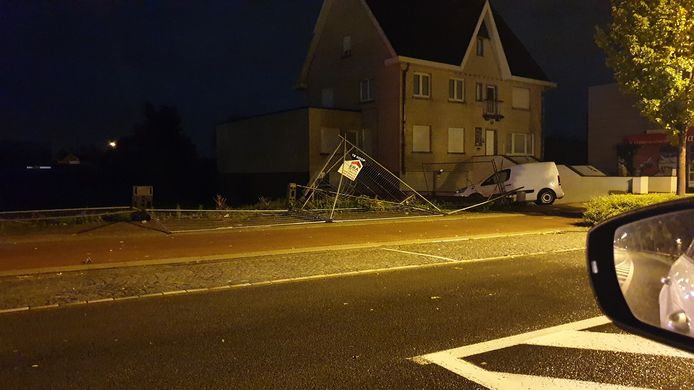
[298,137,442,221]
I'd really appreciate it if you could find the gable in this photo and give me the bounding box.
[298,0,551,87]
[296,0,396,89]
[365,0,485,65]
[364,0,550,82]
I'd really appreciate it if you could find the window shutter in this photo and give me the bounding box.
[448,128,465,153]
[512,87,530,109]
[412,125,431,152]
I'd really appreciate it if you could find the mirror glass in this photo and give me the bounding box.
[614,210,694,337]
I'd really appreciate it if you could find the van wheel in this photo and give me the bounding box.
[535,189,556,205]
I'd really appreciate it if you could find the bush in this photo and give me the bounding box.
[583,193,682,226]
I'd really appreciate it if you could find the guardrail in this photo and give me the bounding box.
[0,206,133,222]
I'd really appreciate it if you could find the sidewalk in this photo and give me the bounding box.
[0,212,584,275]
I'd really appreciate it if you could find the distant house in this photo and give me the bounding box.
[217,0,555,198]
[57,153,81,165]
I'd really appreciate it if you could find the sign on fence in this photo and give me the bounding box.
[338,160,363,181]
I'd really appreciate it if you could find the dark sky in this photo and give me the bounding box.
[1,0,613,157]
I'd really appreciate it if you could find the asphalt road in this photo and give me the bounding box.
[3,231,694,389]
[0,245,659,390]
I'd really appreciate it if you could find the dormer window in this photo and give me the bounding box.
[342,36,352,57]
[476,20,490,57]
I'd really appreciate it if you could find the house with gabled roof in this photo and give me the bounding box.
[217,0,555,199]
[297,0,555,178]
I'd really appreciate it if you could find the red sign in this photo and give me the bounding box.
[624,128,694,145]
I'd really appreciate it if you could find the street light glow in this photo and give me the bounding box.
[108,140,117,148]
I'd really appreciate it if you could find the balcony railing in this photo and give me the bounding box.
[482,99,504,122]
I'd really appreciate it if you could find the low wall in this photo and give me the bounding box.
[556,165,676,204]
[401,164,677,201]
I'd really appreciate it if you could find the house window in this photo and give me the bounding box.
[475,83,484,101]
[476,37,485,56]
[359,79,373,102]
[321,88,334,108]
[485,84,498,114]
[512,87,530,109]
[344,129,361,147]
[320,127,340,154]
[449,78,464,102]
[506,133,535,155]
[412,125,431,152]
[413,72,431,98]
[342,36,352,57]
[474,127,484,147]
[448,128,465,153]
[486,85,497,101]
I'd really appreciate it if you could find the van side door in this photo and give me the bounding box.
[477,169,511,196]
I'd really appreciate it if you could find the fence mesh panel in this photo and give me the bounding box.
[298,138,442,221]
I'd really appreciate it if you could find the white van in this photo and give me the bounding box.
[455,162,564,205]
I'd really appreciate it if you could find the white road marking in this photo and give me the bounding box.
[382,247,585,265]
[428,359,646,390]
[526,330,694,359]
[0,306,29,313]
[87,298,114,304]
[161,290,187,295]
[381,248,458,262]
[615,260,633,289]
[28,304,58,310]
[424,316,610,359]
[417,316,694,389]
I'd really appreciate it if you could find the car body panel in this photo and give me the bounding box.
[456,162,564,203]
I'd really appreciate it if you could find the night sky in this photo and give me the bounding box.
[1,0,613,157]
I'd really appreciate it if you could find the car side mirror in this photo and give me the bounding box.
[587,197,694,353]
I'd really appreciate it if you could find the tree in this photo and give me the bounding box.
[105,102,204,206]
[595,0,694,194]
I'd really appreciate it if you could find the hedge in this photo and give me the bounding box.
[583,193,682,226]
